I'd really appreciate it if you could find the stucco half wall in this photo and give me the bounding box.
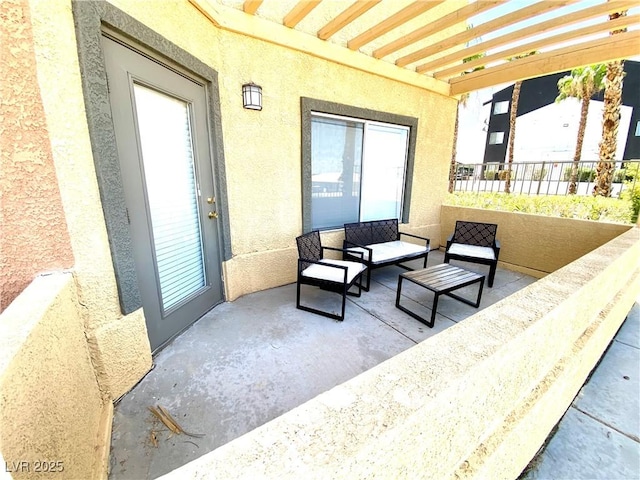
[160,227,640,479]
[0,273,112,480]
[222,222,443,301]
[441,205,633,276]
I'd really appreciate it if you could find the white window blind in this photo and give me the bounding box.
[133,84,205,312]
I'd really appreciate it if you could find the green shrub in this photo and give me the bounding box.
[532,168,547,181]
[563,167,595,182]
[484,168,499,180]
[620,182,640,223]
[614,165,640,220]
[444,192,634,224]
[483,168,513,181]
[621,162,640,182]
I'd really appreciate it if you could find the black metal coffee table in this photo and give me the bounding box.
[395,263,485,327]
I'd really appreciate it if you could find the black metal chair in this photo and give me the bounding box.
[444,220,501,287]
[296,231,367,321]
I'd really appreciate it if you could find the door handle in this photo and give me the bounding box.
[208,211,218,219]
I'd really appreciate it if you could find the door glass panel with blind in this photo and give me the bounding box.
[134,84,206,312]
[310,113,409,230]
[102,35,223,351]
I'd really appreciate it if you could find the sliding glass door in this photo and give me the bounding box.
[310,112,409,230]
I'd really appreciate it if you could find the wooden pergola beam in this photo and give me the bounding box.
[318,0,381,40]
[372,1,503,59]
[418,0,638,75]
[396,0,575,67]
[449,30,640,96]
[284,0,322,28]
[432,13,640,79]
[242,0,262,15]
[347,0,444,51]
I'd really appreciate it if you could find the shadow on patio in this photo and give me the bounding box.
[108,250,536,479]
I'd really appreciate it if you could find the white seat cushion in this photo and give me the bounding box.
[302,259,366,283]
[448,243,496,261]
[348,241,427,264]
[345,246,370,261]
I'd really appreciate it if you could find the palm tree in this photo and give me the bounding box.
[594,8,628,197]
[555,64,606,194]
[449,92,470,193]
[504,80,521,194]
[449,53,484,193]
[504,52,536,194]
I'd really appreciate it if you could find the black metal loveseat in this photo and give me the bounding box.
[343,218,430,291]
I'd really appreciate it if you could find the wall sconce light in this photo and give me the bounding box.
[242,83,262,111]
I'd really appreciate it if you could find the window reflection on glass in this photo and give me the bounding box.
[310,113,409,230]
[489,131,505,144]
[311,116,363,230]
[493,101,509,115]
[360,123,408,222]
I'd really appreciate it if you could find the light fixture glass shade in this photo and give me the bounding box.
[242,83,262,110]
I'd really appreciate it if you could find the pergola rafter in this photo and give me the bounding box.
[419,0,639,76]
[347,1,445,51]
[432,12,640,79]
[317,0,382,40]
[193,0,640,96]
[449,30,640,95]
[242,0,262,15]
[284,1,322,28]
[395,1,575,67]
[372,1,504,60]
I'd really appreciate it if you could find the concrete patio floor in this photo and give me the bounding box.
[521,300,640,480]
[108,250,639,479]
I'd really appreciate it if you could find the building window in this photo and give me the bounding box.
[301,99,417,232]
[489,132,505,144]
[493,101,509,115]
[310,113,409,230]
[635,120,640,136]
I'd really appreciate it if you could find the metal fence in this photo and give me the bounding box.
[451,160,640,198]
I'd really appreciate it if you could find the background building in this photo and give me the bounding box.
[479,61,640,164]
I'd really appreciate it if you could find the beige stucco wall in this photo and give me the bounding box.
[0,273,112,480]
[217,28,456,300]
[0,0,74,312]
[160,227,640,479]
[26,0,152,400]
[106,0,459,301]
[441,205,633,276]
